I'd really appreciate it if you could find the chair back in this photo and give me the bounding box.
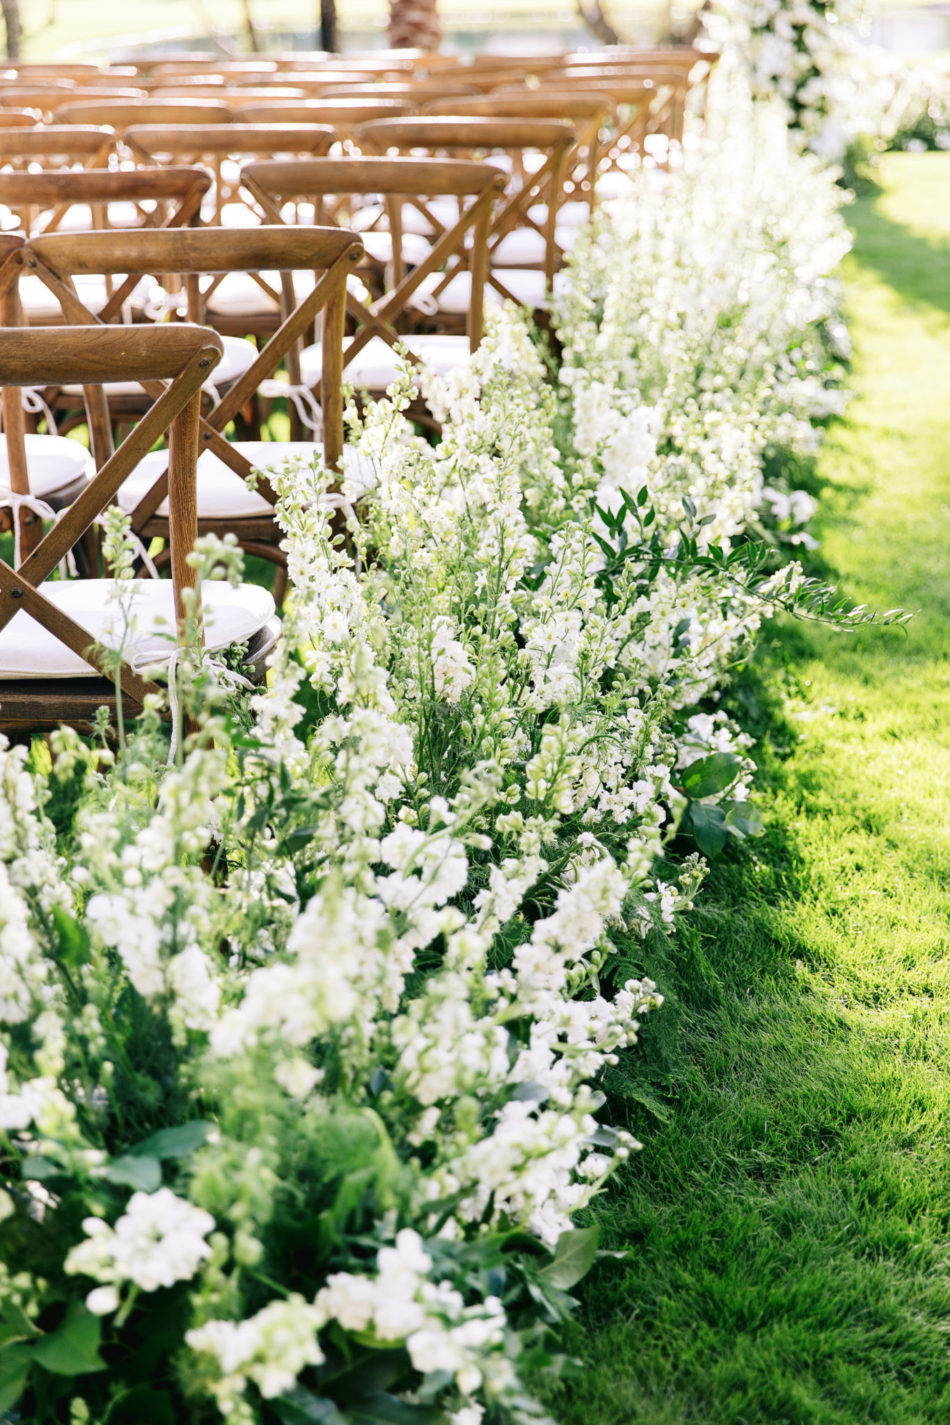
[7,226,364,490]
[423,91,612,213]
[0,126,115,170]
[519,72,686,157]
[355,116,574,293]
[53,99,234,131]
[124,123,336,224]
[0,320,222,712]
[241,155,506,360]
[0,166,211,241]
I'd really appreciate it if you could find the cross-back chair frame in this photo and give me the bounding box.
[0,319,222,727]
[240,155,507,376]
[0,226,364,560]
[124,123,336,225]
[354,117,575,298]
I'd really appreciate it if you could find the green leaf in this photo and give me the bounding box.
[129,1121,215,1160]
[20,1155,63,1182]
[510,1082,550,1103]
[316,1347,407,1400]
[51,906,89,970]
[107,1385,176,1424]
[723,801,765,840]
[343,1395,442,1425]
[537,1226,600,1291]
[33,1303,106,1377]
[273,1388,347,1424]
[680,752,742,799]
[101,1155,162,1192]
[0,1299,39,1352]
[0,1344,32,1411]
[687,802,728,858]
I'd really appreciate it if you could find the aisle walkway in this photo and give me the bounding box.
[545,154,950,1424]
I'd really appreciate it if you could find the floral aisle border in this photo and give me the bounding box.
[0,87,900,1425]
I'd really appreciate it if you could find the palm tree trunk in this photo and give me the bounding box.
[1,0,22,60]
[388,0,442,52]
[320,0,339,51]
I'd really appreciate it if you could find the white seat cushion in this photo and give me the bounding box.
[410,269,503,316]
[116,441,371,520]
[0,578,276,679]
[117,446,274,520]
[17,274,149,322]
[52,201,154,233]
[205,268,316,317]
[490,228,548,267]
[360,229,433,268]
[0,433,93,499]
[493,268,568,308]
[300,333,472,391]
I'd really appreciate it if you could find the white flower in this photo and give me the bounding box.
[65,1189,215,1294]
[187,1296,327,1411]
[85,1285,120,1317]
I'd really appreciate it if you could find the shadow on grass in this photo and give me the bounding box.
[848,188,950,319]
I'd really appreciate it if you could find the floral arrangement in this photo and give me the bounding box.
[850,47,950,156]
[0,99,889,1425]
[706,0,870,163]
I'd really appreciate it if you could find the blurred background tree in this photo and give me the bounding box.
[2,0,21,58]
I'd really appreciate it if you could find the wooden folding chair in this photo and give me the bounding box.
[240,155,506,401]
[123,125,338,339]
[0,126,115,172]
[317,80,482,103]
[354,117,574,309]
[1,226,363,587]
[0,321,278,737]
[520,68,690,168]
[232,97,419,138]
[124,123,336,227]
[53,99,234,132]
[0,167,212,370]
[0,165,211,241]
[423,91,612,217]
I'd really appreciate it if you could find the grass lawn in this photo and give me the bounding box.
[538,152,950,1423]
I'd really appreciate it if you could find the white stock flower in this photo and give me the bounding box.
[65,1189,215,1295]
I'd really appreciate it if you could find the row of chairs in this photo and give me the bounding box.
[0,45,715,739]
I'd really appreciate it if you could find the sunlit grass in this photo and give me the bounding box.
[537,152,950,1423]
